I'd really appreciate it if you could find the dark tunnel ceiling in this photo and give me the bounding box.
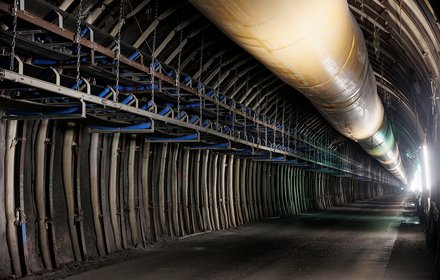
[45,0,439,165]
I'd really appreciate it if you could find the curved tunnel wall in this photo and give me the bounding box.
[188,0,407,184]
[0,120,395,278]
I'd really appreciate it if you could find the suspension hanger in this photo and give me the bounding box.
[216,52,222,130]
[176,27,183,116]
[75,0,84,89]
[198,33,205,125]
[115,0,126,100]
[150,0,159,108]
[10,0,18,71]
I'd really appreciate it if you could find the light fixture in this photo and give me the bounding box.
[422,144,431,190]
[410,164,422,193]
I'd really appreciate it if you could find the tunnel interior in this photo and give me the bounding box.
[0,0,439,278]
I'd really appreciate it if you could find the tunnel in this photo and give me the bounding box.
[0,0,439,279]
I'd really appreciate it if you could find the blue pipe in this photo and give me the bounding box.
[207,142,229,149]
[184,103,202,109]
[147,133,198,141]
[206,89,215,97]
[98,87,110,98]
[176,112,186,120]
[71,79,83,90]
[189,116,199,124]
[128,51,140,61]
[145,84,159,91]
[52,106,80,114]
[32,59,57,65]
[121,95,134,105]
[202,120,210,127]
[80,27,88,37]
[91,122,152,131]
[140,100,154,110]
[158,106,171,116]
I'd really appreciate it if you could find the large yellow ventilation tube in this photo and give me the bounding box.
[190,0,407,184]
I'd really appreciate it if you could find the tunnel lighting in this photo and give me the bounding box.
[410,164,422,193]
[422,145,431,190]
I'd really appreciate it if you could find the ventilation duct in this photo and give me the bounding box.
[189,0,407,184]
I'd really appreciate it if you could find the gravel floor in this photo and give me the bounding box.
[32,195,438,280]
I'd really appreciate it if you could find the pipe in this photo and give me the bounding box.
[158,143,168,234]
[193,151,204,231]
[261,163,268,218]
[219,155,228,229]
[171,144,180,236]
[190,0,407,184]
[62,123,82,261]
[141,142,153,242]
[181,149,191,233]
[211,154,220,230]
[5,120,21,276]
[89,133,107,256]
[19,122,32,274]
[240,159,249,223]
[128,135,139,246]
[99,136,115,253]
[234,157,243,225]
[109,133,122,250]
[201,150,212,230]
[227,155,236,227]
[35,120,53,269]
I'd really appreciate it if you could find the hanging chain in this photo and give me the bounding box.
[231,68,237,135]
[274,97,278,146]
[75,0,84,88]
[282,97,286,147]
[9,0,18,71]
[373,23,380,59]
[360,0,365,23]
[264,94,268,145]
[287,106,293,150]
[216,54,222,127]
[294,108,298,152]
[256,89,260,143]
[150,0,159,104]
[115,0,125,95]
[243,76,249,136]
[198,33,204,123]
[176,28,183,115]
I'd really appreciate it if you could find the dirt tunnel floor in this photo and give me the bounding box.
[38,195,438,280]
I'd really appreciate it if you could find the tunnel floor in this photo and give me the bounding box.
[57,195,438,280]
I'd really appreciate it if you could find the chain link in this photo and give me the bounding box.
[115,0,125,95]
[150,0,159,105]
[256,89,260,143]
[264,95,268,144]
[176,28,183,115]
[282,97,285,146]
[216,54,222,127]
[198,34,204,123]
[373,23,380,59]
[75,0,83,88]
[274,97,278,146]
[9,0,18,71]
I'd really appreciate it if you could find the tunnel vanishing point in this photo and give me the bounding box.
[0,0,439,279]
